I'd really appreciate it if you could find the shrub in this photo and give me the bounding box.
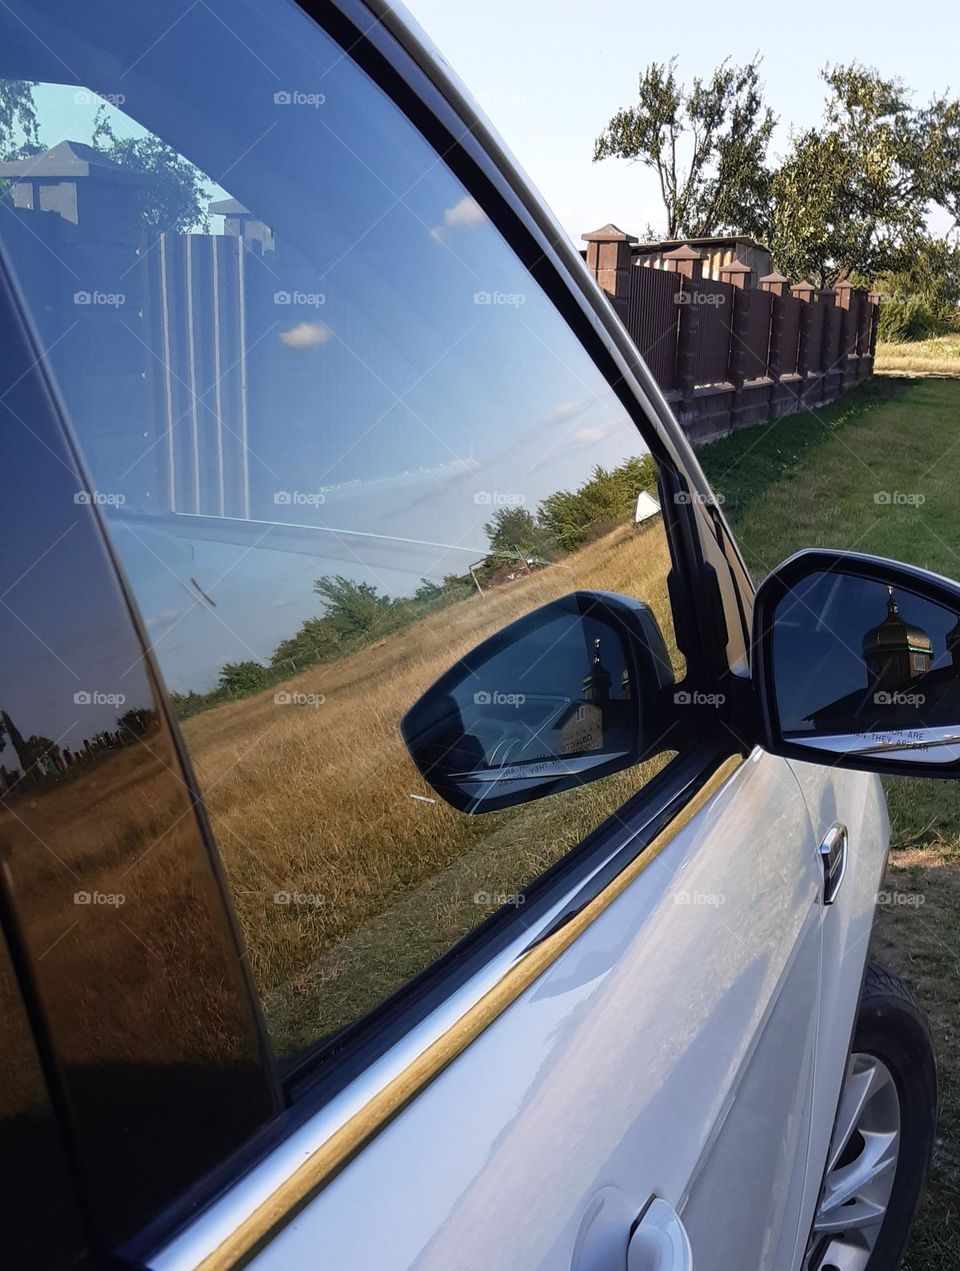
[877,296,953,344]
[218,661,268,696]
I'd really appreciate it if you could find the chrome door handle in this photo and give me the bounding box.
[628,1197,693,1271]
[820,823,848,905]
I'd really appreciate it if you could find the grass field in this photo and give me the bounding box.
[0,726,263,1097]
[877,335,960,377]
[698,375,960,1270]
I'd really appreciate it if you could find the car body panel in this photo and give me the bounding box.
[180,750,824,1271]
[786,760,890,1268]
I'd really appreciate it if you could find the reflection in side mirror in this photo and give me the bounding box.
[754,550,960,776]
[401,591,675,813]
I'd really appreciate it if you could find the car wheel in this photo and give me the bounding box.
[806,962,937,1271]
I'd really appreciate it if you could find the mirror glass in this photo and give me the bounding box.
[402,594,668,811]
[771,569,960,762]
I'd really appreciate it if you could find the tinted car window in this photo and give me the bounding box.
[0,925,88,1268]
[0,259,276,1248]
[0,0,688,1063]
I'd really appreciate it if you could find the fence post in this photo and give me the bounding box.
[791,280,819,407]
[582,223,637,323]
[760,271,791,418]
[664,244,703,406]
[834,279,859,388]
[867,290,881,373]
[819,288,844,404]
[719,261,751,428]
[854,288,872,379]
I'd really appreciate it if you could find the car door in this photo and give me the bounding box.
[0,1,825,1267]
[783,757,890,1266]
[200,750,823,1271]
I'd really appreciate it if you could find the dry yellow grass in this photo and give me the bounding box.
[182,518,682,1055]
[0,730,263,1112]
[876,336,960,376]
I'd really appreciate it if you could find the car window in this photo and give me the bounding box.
[0,0,692,1065]
[0,926,88,1269]
[0,269,277,1245]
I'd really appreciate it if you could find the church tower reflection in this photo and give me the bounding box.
[803,585,960,736]
[862,587,932,691]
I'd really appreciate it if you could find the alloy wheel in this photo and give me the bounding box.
[807,1052,902,1271]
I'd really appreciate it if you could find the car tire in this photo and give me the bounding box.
[808,961,938,1271]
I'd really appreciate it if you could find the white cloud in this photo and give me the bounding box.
[279,321,331,349]
[541,398,592,427]
[431,195,488,240]
[443,196,486,228]
[575,425,609,443]
[146,608,182,629]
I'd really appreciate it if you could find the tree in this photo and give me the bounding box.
[766,65,960,287]
[593,57,775,240]
[271,617,340,670]
[413,578,445,604]
[91,104,210,233]
[483,505,552,561]
[869,237,960,341]
[169,689,206,720]
[25,735,60,772]
[538,455,657,553]
[313,575,392,641]
[117,707,158,737]
[0,81,39,163]
[1,709,29,772]
[218,661,268,696]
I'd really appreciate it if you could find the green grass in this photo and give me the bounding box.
[698,375,960,1268]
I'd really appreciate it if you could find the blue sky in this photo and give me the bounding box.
[404,0,960,247]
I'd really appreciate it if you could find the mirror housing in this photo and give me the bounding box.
[401,591,675,813]
[753,549,960,778]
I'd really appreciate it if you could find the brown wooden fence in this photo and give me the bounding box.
[584,229,880,444]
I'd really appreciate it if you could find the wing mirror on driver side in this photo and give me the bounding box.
[401,591,676,813]
[753,549,960,778]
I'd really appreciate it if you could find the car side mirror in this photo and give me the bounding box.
[753,549,960,777]
[401,591,676,813]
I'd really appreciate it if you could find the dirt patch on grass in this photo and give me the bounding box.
[871,845,960,1267]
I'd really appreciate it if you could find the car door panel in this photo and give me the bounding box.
[227,750,820,1271]
[785,760,890,1268]
[680,908,820,1269]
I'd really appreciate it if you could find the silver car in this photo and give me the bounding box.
[0,3,945,1269]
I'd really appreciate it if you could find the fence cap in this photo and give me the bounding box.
[582,223,638,243]
[719,260,752,289]
[834,278,855,291]
[791,280,818,294]
[759,270,790,286]
[0,138,152,184]
[662,243,703,260]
